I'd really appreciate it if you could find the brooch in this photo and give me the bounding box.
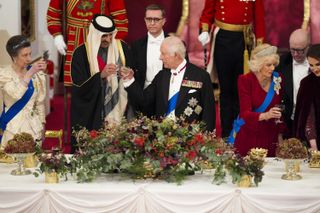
[184,97,202,117]
[273,75,282,95]
[184,106,193,117]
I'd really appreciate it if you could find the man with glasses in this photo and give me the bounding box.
[278,29,310,138]
[131,4,167,116]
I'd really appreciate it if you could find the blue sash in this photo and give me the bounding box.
[0,80,34,142]
[227,72,279,144]
[166,92,179,117]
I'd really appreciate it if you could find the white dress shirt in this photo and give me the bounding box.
[145,31,164,88]
[291,58,309,119]
[167,59,187,119]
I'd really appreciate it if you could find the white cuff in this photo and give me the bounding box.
[123,78,135,88]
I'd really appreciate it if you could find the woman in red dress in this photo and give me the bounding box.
[233,44,285,156]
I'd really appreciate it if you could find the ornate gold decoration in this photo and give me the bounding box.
[309,150,320,168]
[301,0,310,29]
[45,129,63,149]
[237,175,252,187]
[143,161,155,178]
[24,154,38,168]
[45,171,59,183]
[176,0,189,36]
[249,148,268,163]
[0,150,15,164]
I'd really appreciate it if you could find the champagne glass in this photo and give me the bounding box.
[274,103,285,124]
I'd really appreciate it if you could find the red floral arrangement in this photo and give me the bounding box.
[72,116,223,183]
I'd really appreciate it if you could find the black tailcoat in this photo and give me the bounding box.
[126,63,216,131]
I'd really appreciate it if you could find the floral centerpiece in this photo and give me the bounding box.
[34,148,69,182]
[211,148,266,187]
[4,133,36,175]
[276,138,308,159]
[71,116,224,184]
[276,138,308,180]
[4,132,35,153]
[70,116,267,186]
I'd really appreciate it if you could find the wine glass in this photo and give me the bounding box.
[274,103,285,124]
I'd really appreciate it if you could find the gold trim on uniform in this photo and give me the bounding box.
[67,0,78,16]
[47,21,62,27]
[201,23,209,32]
[48,6,62,14]
[114,19,129,24]
[67,17,91,27]
[110,9,127,16]
[116,27,129,32]
[47,15,62,22]
[52,32,62,37]
[215,19,251,32]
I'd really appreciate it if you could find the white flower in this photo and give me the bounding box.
[194,105,202,115]
[188,97,198,108]
[184,107,193,117]
[273,76,282,95]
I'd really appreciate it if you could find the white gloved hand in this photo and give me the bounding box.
[54,35,67,55]
[198,31,210,46]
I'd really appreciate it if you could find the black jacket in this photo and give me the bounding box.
[126,62,216,131]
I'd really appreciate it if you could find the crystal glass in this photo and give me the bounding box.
[6,153,34,175]
[274,104,285,124]
[281,159,303,180]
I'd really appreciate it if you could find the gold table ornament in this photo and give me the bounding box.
[309,150,320,168]
[0,151,15,164]
[45,171,59,183]
[237,175,252,188]
[24,154,38,168]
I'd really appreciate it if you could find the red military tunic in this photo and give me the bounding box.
[199,0,265,41]
[47,0,128,86]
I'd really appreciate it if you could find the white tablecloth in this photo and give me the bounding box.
[0,158,320,213]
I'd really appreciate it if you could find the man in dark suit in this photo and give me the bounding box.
[278,29,310,137]
[122,36,216,132]
[131,4,167,116]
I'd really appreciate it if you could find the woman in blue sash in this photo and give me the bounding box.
[232,44,285,156]
[0,35,47,148]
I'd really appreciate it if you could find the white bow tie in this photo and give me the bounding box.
[148,37,162,45]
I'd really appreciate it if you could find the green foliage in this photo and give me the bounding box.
[33,148,70,180]
[70,116,266,187]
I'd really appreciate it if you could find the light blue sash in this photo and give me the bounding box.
[166,92,179,117]
[0,80,34,142]
[227,72,279,144]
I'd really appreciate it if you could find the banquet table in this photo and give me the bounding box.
[0,158,320,213]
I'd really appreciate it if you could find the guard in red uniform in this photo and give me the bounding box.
[47,0,128,86]
[198,0,265,138]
